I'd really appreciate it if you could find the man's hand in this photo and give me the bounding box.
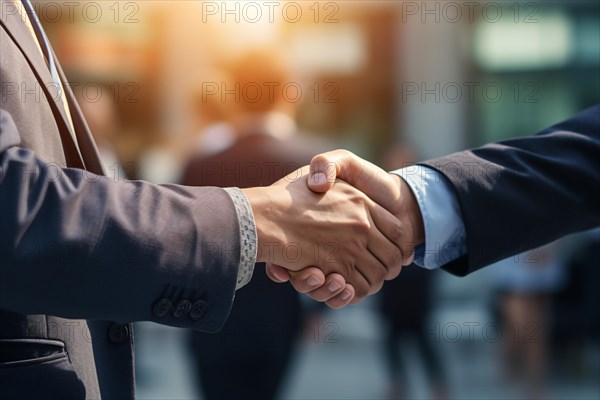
[242,165,406,305]
[265,150,425,307]
[308,150,424,250]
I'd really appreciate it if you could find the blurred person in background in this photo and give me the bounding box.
[552,228,600,379]
[186,70,239,159]
[378,144,448,400]
[490,243,566,399]
[137,69,239,185]
[379,266,448,400]
[181,50,334,400]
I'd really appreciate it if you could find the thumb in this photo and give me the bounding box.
[308,154,339,193]
[308,150,397,210]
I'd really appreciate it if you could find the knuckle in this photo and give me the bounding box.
[401,244,415,263]
[337,262,353,282]
[386,264,402,281]
[403,246,413,259]
[325,299,338,309]
[386,248,404,269]
[351,295,365,305]
[293,282,312,294]
[374,265,387,283]
[390,222,405,242]
[335,149,352,158]
[350,218,371,235]
[311,293,327,303]
[371,280,385,294]
[354,283,369,299]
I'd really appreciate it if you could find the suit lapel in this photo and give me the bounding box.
[51,47,106,176]
[0,0,86,170]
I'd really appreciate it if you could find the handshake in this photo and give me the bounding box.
[242,150,425,309]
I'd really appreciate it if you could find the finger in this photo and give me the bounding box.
[308,150,399,210]
[303,273,347,303]
[342,256,378,301]
[286,267,327,294]
[368,199,414,273]
[341,204,400,291]
[325,284,355,309]
[367,214,404,278]
[265,263,291,283]
[355,250,388,297]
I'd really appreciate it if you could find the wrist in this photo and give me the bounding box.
[241,187,271,263]
[242,187,290,264]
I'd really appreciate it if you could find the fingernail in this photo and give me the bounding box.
[341,290,352,301]
[327,281,342,292]
[307,276,321,287]
[311,172,328,185]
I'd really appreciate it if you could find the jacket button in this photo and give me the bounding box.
[152,298,173,317]
[189,300,208,320]
[107,323,130,345]
[172,300,192,318]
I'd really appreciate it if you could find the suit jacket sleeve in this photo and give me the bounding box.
[0,108,240,332]
[421,104,600,276]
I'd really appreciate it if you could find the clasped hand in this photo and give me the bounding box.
[243,150,424,309]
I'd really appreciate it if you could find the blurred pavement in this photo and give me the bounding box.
[135,281,599,400]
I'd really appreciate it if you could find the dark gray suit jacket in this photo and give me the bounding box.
[1,2,241,398]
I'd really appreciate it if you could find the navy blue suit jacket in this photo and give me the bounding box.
[422,105,600,276]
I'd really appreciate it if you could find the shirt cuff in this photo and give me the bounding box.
[390,165,467,269]
[223,187,257,290]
